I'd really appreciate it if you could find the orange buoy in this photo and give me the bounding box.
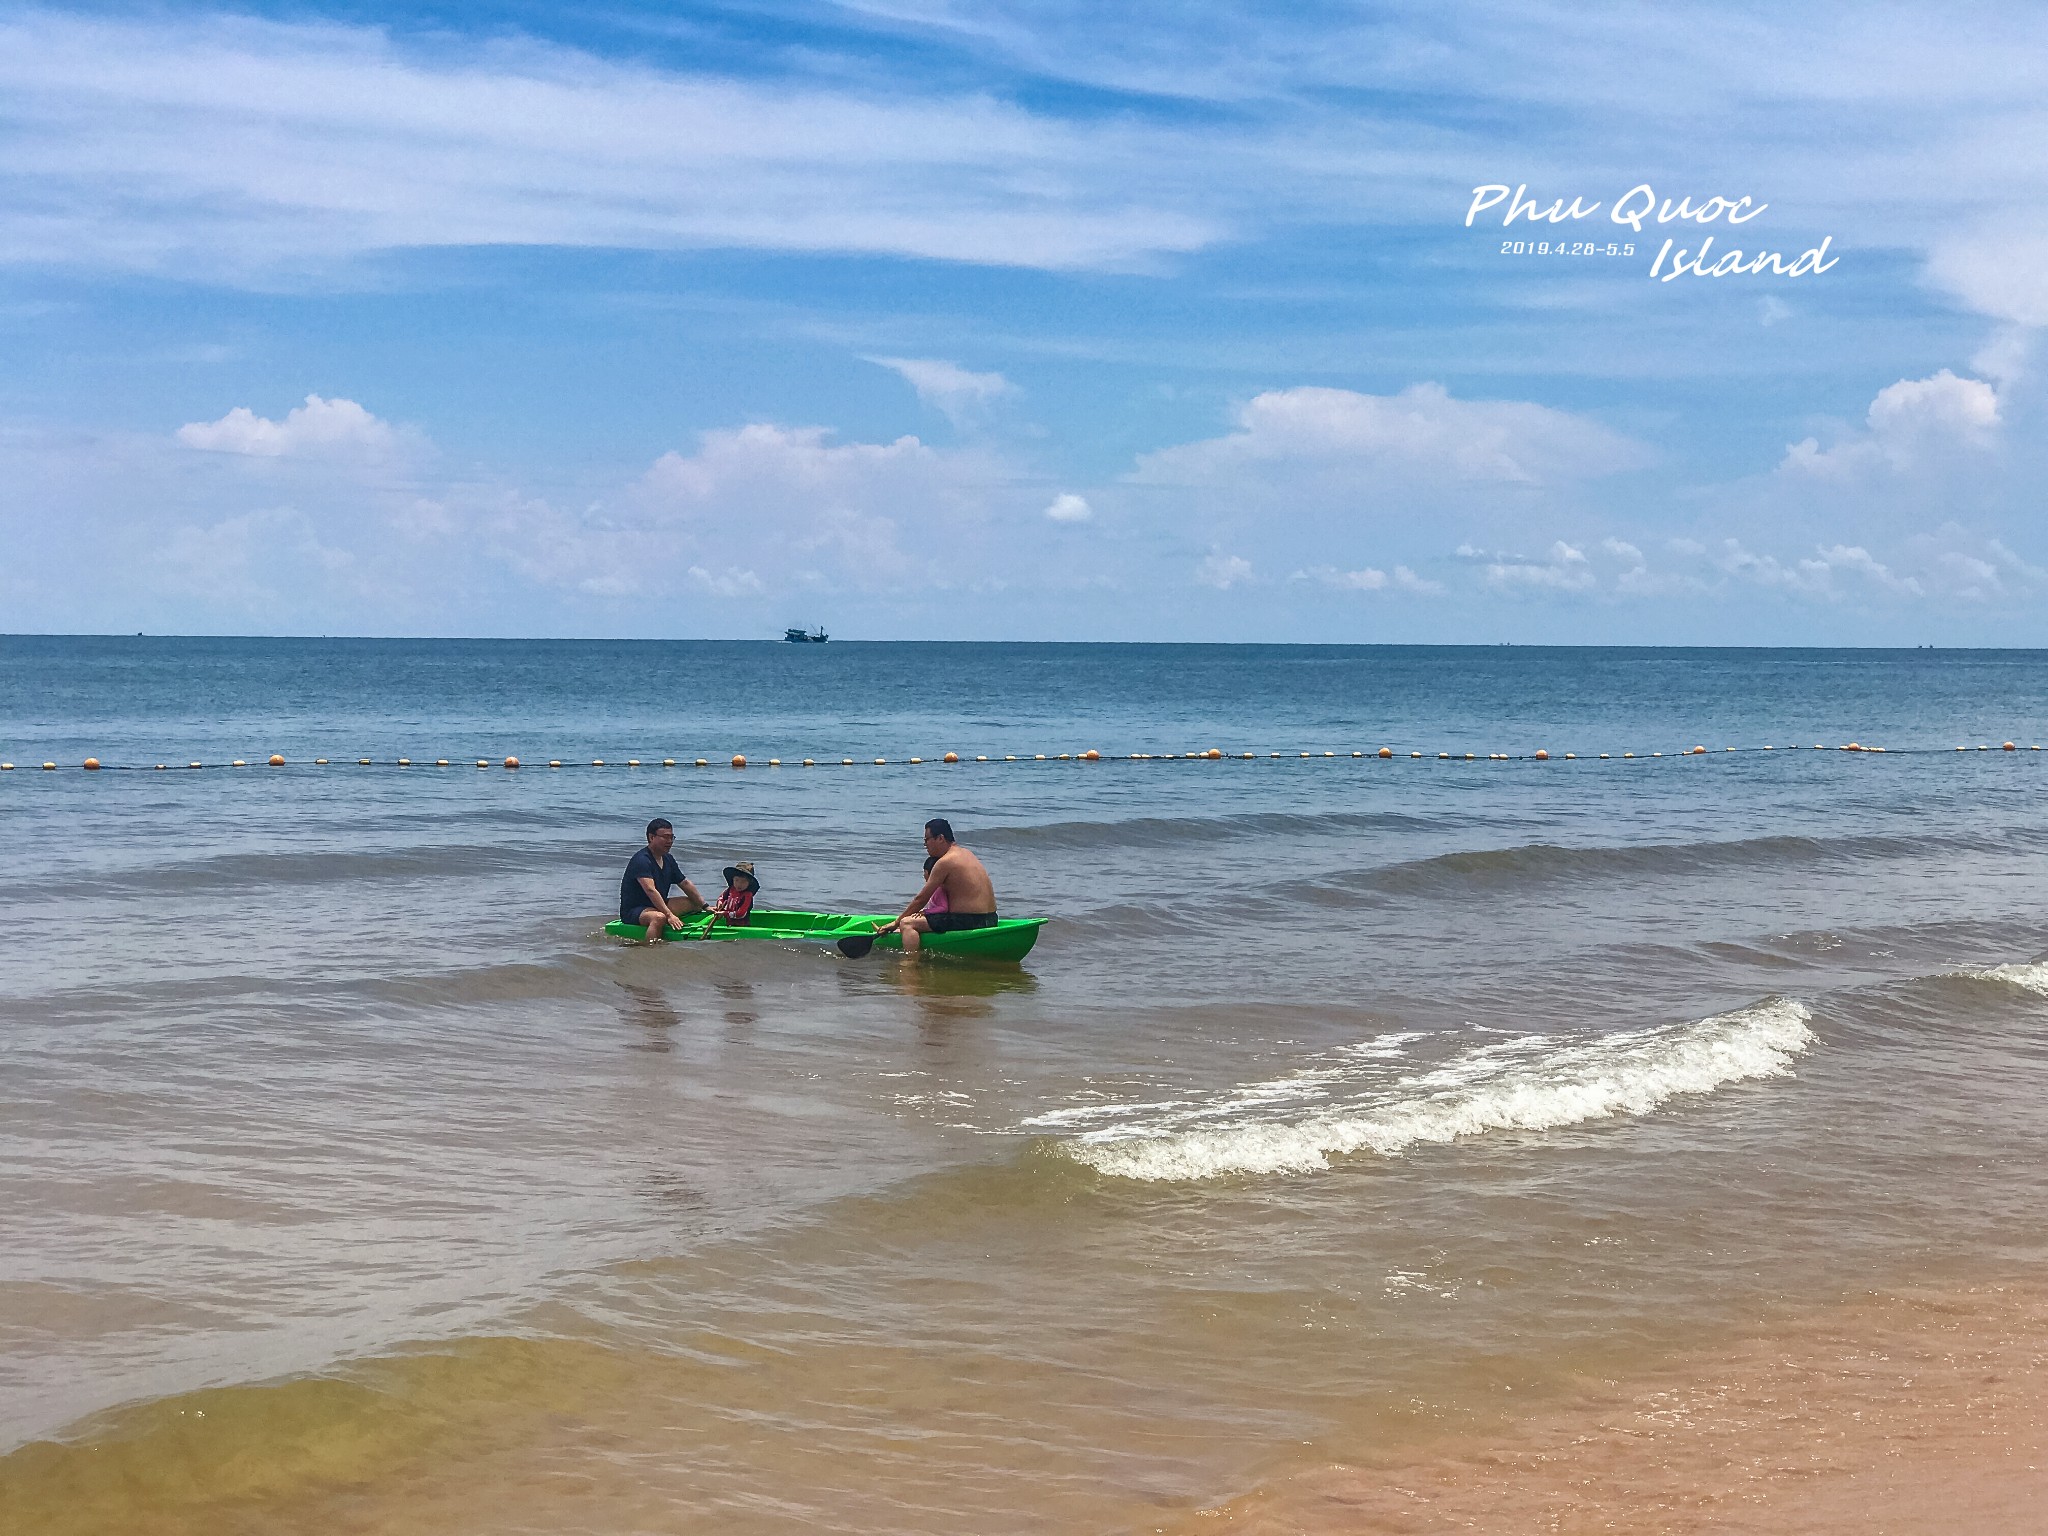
[504,757,520,769]
[268,754,285,766]
[1083,750,1101,760]
[83,757,101,770]
[1207,748,1223,759]
[731,754,747,768]
[1535,749,1549,760]
[944,751,959,763]
[1378,747,1393,758]
[2004,741,2017,751]
[1691,746,1705,754]
[1845,743,1861,752]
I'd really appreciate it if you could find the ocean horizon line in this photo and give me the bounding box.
[0,633,2029,654]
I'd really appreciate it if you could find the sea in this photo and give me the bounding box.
[4,637,2048,1533]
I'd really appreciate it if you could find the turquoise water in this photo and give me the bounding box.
[6,638,2048,1531]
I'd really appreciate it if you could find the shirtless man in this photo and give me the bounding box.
[620,818,707,943]
[882,818,997,953]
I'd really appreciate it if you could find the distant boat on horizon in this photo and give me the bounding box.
[784,626,829,643]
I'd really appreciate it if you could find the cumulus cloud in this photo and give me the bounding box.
[1292,563,1440,594]
[1708,539,1921,597]
[1043,492,1091,522]
[1461,539,1598,592]
[1195,552,1253,588]
[1133,384,1648,489]
[869,358,1017,426]
[1781,368,2001,475]
[176,394,401,458]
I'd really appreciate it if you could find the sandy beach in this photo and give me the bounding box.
[1196,1279,2048,1535]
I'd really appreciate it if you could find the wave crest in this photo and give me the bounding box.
[1050,999,1815,1181]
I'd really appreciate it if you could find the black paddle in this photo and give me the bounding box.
[836,923,886,958]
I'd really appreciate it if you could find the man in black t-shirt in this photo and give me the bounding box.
[620,818,706,942]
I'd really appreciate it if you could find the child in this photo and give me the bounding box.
[711,862,759,926]
[921,853,949,918]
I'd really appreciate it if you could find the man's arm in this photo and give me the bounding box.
[880,871,944,931]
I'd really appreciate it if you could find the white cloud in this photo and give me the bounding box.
[1471,539,1597,592]
[176,394,401,457]
[869,357,1017,426]
[1298,564,1387,590]
[1707,539,1921,598]
[1782,368,2001,475]
[1292,563,1442,594]
[1044,492,1091,522]
[1195,552,1253,588]
[0,9,1222,276]
[1928,227,2048,328]
[1133,384,1648,488]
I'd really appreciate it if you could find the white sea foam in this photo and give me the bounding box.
[1052,999,1814,1182]
[1971,961,2048,996]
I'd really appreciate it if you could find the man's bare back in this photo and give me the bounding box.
[886,817,998,952]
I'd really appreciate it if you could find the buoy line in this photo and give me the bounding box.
[7,742,2040,774]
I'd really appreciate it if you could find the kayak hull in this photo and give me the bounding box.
[604,907,1044,961]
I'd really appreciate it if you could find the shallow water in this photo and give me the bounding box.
[5,638,2048,1531]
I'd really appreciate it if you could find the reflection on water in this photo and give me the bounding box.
[713,977,759,1027]
[615,983,682,1051]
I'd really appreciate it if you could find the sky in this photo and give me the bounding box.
[3,0,2047,642]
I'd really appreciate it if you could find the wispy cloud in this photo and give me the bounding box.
[0,8,1223,277]
[868,357,1016,425]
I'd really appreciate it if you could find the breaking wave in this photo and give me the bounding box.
[1964,961,2048,997]
[1046,999,1815,1181]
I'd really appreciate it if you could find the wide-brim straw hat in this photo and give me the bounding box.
[722,862,759,893]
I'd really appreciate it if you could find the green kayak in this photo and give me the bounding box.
[604,907,1045,961]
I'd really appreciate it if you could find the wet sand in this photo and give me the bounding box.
[1193,1280,2048,1535]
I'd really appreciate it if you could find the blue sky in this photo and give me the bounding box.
[3,1,2046,640]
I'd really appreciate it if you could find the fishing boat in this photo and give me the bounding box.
[783,626,829,643]
[605,908,1044,961]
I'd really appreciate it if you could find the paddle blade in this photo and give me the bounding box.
[836,934,877,958]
